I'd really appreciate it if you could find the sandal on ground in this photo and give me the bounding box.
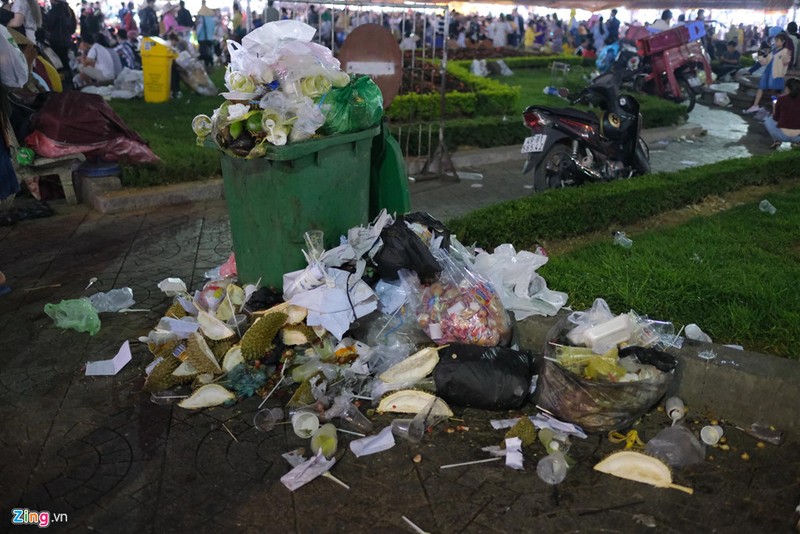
[770,140,782,149]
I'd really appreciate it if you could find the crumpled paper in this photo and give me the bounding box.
[284,267,378,340]
[472,244,568,319]
[280,449,336,491]
[349,426,395,457]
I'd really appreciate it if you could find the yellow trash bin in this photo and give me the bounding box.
[140,37,178,103]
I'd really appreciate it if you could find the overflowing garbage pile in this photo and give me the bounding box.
[192,21,383,158]
[131,207,777,493]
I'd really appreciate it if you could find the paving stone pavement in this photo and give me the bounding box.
[1,195,799,533]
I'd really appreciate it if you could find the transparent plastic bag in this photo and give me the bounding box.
[536,317,673,433]
[88,287,135,312]
[320,76,383,135]
[399,249,511,347]
[44,298,101,335]
[644,425,706,467]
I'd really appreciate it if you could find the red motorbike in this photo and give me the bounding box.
[621,23,713,112]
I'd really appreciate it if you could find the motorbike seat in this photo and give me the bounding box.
[529,105,599,124]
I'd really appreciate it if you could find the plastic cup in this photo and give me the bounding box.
[310,423,338,459]
[700,425,724,446]
[391,418,425,444]
[665,396,686,421]
[537,452,568,485]
[253,407,284,432]
[291,411,320,439]
[339,404,374,435]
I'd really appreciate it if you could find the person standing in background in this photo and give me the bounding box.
[176,1,193,28]
[9,0,42,41]
[263,0,278,23]
[139,0,159,37]
[232,2,245,41]
[786,22,799,67]
[196,1,216,68]
[606,9,619,44]
[43,0,76,75]
[122,1,137,32]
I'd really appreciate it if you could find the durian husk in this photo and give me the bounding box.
[593,451,694,494]
[240,312,287,361]
[164,301,188,320]
[144,356,182,392]
[377,390,453,417]
[184,332,222,375]
[172,360,200,384]
[148,339,181,360]
[177,384,235,409]
[198,309,236,340]
[192,373,215,389]
[379,346,443,384]
[221,345,244,373]
[281,323,319,346]
[206,335,237,361]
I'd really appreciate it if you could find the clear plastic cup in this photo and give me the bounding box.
[700,425,724,446]
[537,452,568,485]
[339,404,373,434]
[291,411,320,439]
[391,419,425,443]
[310,423,338,458]
[253,407,284,432]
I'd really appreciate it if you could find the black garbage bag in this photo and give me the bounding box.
[619,346,678,373]
[434,344,538,410]
[403,212,452,251]
[372,219,441,281]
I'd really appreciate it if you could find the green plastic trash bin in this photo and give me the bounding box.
[220,125,380,287]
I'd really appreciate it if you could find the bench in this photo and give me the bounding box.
[7,125,85,205]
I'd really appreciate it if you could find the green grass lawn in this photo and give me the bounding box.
[110,67,225,186]
[540,187,800,359]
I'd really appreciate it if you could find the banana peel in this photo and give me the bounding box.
[378,346,444,384]
[593,450,693,494]
[377,390,453,417]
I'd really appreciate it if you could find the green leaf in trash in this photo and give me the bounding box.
[229,121,244,140]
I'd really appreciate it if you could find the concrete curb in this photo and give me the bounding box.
[91,178,224,214]
[517,313,800,434]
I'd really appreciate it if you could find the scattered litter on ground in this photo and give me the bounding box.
[85,340,133,376]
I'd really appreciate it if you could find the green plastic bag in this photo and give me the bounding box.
[321,76,383,135]
[44,298,101,335]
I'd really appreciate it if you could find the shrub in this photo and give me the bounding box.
[447,150,800,249]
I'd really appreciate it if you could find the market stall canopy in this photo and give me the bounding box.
[448,0,793,10]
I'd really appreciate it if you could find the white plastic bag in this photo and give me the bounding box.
[713,92,731,107]
[472,244,568,319]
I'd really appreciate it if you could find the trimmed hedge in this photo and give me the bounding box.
[447,150,800,249]
[386,60,520,122]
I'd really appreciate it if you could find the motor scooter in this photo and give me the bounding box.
[521,70,650,192]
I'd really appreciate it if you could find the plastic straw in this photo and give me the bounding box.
[439,457,502,469]
[402,516,430,534]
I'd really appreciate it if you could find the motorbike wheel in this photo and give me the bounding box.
[533,143,571,192]
[678,78,696,113]
[633,137,651,175]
